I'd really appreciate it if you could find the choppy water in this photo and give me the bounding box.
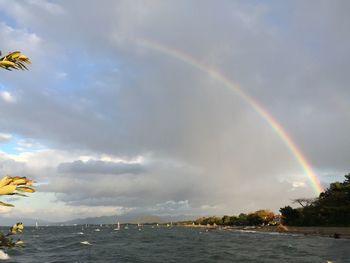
[1,226,349,262]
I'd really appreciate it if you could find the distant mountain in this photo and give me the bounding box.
[0,213,196,226]
[0,217,52,226]
[58,213,196,225]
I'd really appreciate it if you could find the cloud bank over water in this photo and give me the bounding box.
[0,0,349,221]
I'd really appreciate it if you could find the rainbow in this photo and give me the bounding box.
[136,39,324,194]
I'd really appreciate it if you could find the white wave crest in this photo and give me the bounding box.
[0,250,10,260]
[80,241,92,245]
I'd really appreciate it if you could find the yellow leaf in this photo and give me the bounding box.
[0,185,16,195]
[11,176,22,180]
[15,240,24,246]
[16,186,35,193]
[0,176,13,188]
[8,223,24,235]
[0,51,31,70]
[25,179,34,186]
[0,201,14,207]
[18,55,31,63]
[6,51,21,59]
[0,61,16,67]
[9,192,28,197]
[10,178,27,186]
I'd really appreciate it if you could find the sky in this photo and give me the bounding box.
[0,0,349,222]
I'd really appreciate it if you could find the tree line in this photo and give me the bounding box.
[185,173,350,227]
[280,173,350,226]
[181,209,277,227]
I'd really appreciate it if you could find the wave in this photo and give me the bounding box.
[235,230,257,233]
[0,250,10,260]
[80,241,92,245]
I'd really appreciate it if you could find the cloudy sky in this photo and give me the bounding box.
[0,0,349,221]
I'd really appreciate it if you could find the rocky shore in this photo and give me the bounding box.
[253,225,350,239]
[181,224,350,239]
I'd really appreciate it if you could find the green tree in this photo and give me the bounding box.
[228,216,238,226]
[236,213,248,226]
[222,215,231,225]
[279,206,302,225]
[280,173,350,226]
[247,213,263,225]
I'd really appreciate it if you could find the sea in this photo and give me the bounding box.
[0,225,349,262]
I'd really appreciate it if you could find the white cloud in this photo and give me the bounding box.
[17,139,35,148]
[292,181,306,188]
[15,138,46,152]
[0,91,16,103]
[154,200,190,213]
[27,0,65,15]
[55,71,67,79]
[0,22,41,54]
[57,159,146,175]
[0,133,12,143]
[1,202,125,222]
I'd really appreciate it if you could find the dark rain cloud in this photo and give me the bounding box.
[0,0,349,218]
[58,160,146,175]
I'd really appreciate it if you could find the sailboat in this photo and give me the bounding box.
[114,221,120,231]
[35,221,39,229]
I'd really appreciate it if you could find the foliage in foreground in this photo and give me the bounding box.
[0,176,35,248]
[0,223,25,248]
[0,51,30,70]
[280,173,350,226]
[0,176,35,207]
[0,50,34,248]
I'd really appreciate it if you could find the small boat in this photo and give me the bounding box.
[94,228,101,232]
[124,224,129,230]
[114,221,120,231]
[35,221,39,229]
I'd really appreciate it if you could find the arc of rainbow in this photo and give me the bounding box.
[136,39,324,194]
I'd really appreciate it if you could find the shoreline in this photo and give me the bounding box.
[180,224,350,239]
